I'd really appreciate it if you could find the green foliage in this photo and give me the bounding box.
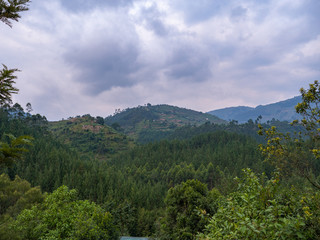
[0,174,44,240]
[0,0,34,170]
[0,173,44,217]
[199,169,316,240]
[168,118,304,144]
[259,80,320,189]
[11,185,117,240]
[160,179,220,240]
[0,0,30,27]
[0,65,19,106]
[0,134,33,167]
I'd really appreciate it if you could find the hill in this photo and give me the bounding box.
[48,114,134,159]
[105,104,226,143]
[208,96,302,123]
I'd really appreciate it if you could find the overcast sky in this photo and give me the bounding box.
[1,0,319,120]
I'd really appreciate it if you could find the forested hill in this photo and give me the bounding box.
[208,96,302,123]
[48,115,134,159]
[105,104,226,143]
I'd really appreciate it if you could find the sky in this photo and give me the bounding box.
[1,0,319,121]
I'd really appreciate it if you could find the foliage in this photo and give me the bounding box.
[0,134,33,167]
[259,80,320,189]
[199,169,318,240]
[0,0,30,27]
[0,65,19,106]
[167,119,303,143]
[0,0,33,169]
[10,185,118,240]
[0,173,44,240]
[0,173,44,216]
[160,179,220,240]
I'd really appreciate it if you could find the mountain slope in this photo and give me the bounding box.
[48,115,134,159]
[105,104,226,143]
[208,96,302,123]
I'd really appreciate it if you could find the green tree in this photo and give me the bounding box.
[11,185,118,240]
[0,0,30,27]
[199,169,314,240]
[0,0,32,168]
[161,179,220,240]
[0,134,33,167]
[0,173,44,240]
[96,116,105,125]
[0,0,29,103]
[259,80,320,189]
[0,65,19,106]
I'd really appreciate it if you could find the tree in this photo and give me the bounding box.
[259,80,320,189]
[96,116,105,125]
[25,102,32,113]
[11,186,118,240]
[199,169,316,240]
[0,0,30,27]
[161,179,220,240]
[1,0,31,103]
[0,173,44,240]
[0,65,19,106]
[0,0,32,168]
[0,134,33,167]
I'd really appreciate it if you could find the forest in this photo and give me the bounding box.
[2,84,320,240]
[1,1,320,240]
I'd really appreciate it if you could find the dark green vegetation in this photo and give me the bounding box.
[105,104,226,143]
[209,96,302,123]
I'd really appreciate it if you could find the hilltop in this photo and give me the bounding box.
[105,104,226,143]
[49,114,134,159]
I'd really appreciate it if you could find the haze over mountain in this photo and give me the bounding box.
[208,96,302,123]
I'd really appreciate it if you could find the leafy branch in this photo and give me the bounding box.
[0,0,30,27]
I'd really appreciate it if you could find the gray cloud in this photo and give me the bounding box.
[172,0,226,23]
[230,6,247,22]
[139,4,169,37]
[59,0,134,12]
[165,45,212,81]
[65,39,141,95]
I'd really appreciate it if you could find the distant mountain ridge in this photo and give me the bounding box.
[208,96,302,123]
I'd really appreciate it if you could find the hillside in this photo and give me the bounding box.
[105,104,226,143]
[48,115,134,159]
[208,96,302,123]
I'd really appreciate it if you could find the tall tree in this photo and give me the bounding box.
[0,0,32,168]
[259,80,320,189]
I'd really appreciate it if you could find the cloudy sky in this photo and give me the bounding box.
[1,0,319,120]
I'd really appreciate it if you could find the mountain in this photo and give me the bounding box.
[48,114,134,159]
[105,104,226,143]
[208,96,302,123]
